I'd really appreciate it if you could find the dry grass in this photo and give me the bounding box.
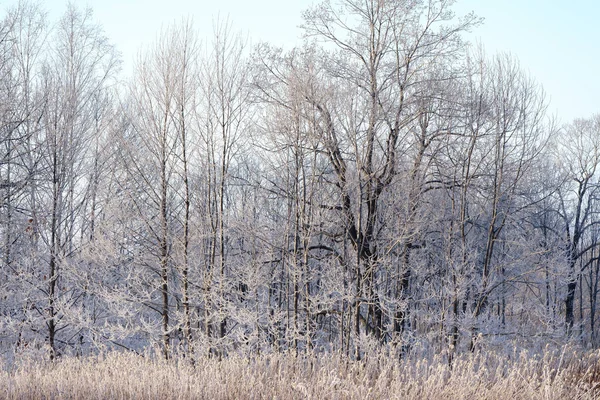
[1,348,599,399]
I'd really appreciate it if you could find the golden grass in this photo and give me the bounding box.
[1,348,599,399]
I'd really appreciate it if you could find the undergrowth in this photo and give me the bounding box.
[1,347,599,399]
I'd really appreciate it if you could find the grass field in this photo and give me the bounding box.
[1,348,599,399]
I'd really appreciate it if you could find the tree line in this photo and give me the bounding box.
[1,0,599,361]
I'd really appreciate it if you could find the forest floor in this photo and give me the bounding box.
[1,347,599,399]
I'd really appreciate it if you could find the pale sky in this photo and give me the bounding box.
[3,0,598,123]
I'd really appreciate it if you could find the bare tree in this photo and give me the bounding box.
[0,0,48,357]
[196,19,250,352]
[555,115,600,336]
[297,0,477,356]
[34,5,118,358]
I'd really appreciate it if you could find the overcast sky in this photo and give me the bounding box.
[3,0,598,123]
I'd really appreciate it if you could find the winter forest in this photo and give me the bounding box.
[1,0,600,368]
